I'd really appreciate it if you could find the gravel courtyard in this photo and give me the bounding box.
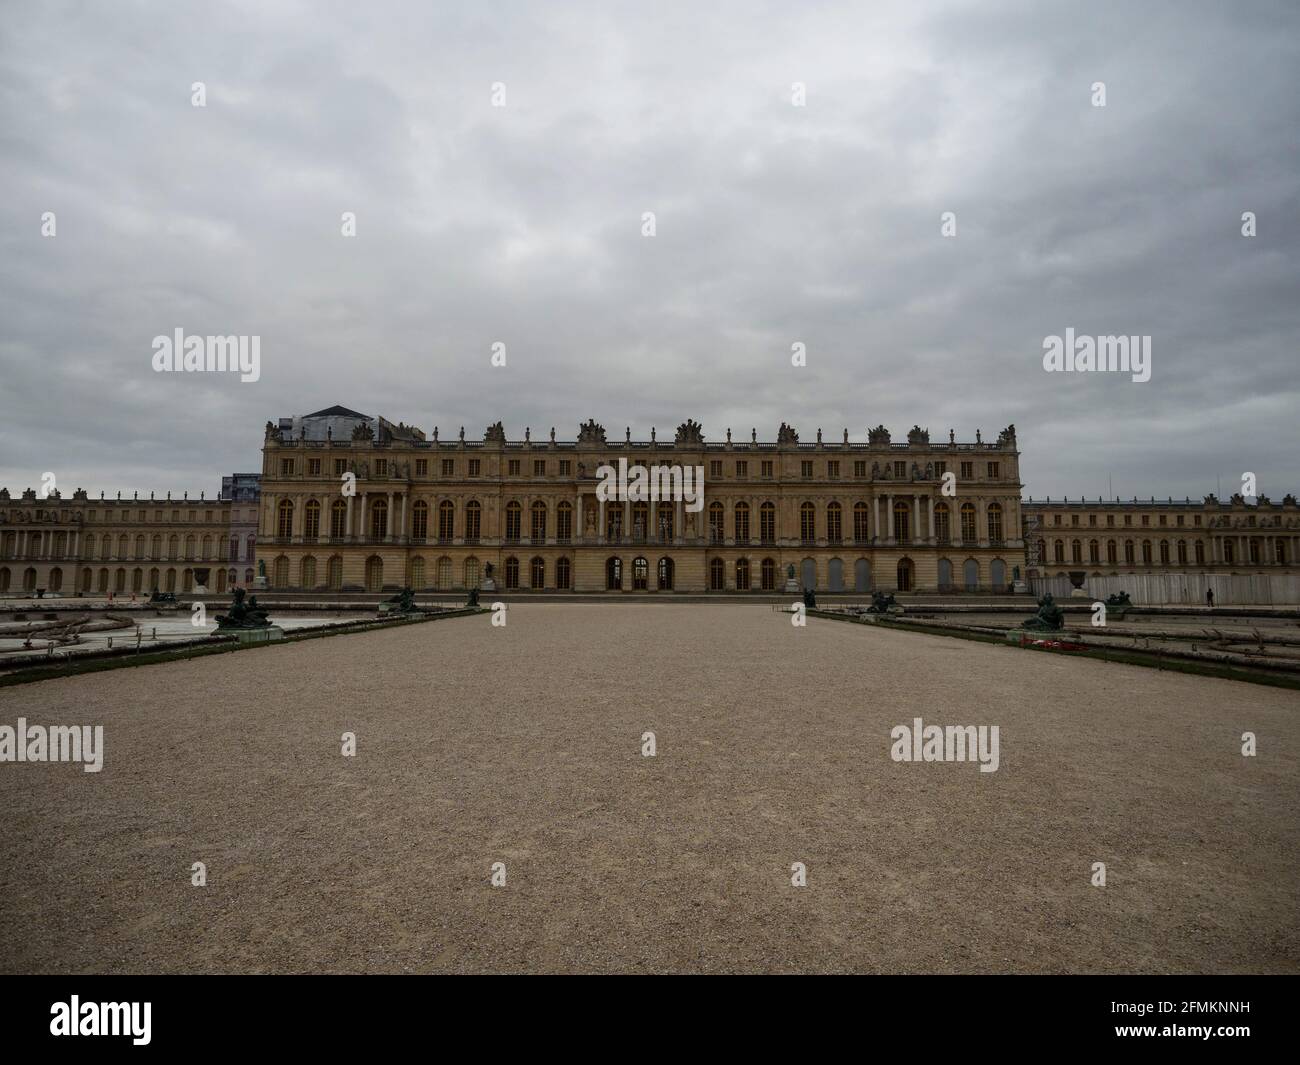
[1,604,1296,974]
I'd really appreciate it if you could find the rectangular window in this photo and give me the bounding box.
[557,505,572,541]
[827,461,839,479]
[534,460,546,477]
[531,505,546,541]
[468,459,480,477]
[280,459,294,476]
[441,458,454,477]
[710,461,723,478]
[308,459,321,476]
[894,461,906,478]
[933,461,946,479]
[854,460,866,478]
[960,461,973,480]
[375,459,388,477]
[762,461,774,479]
[438,504,454,541]
[736,461,747,477]
[987,462,999,479]
[559,460,571,476]
[335,459,347,476]
[801,461,813,479]
[416,459,428,476]
[508,459,521,476]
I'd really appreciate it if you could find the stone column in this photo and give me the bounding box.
[928,496,936,542]
[913,496,921,546]
[387,491,395,542]
[345,494,354,543]
[359,492,368,541]
[978,499,988,548]
[598,496,605,544]
[873,497,881,544]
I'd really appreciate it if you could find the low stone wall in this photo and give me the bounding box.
[1030,572,1300,606]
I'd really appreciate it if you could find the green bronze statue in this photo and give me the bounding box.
[216,587,271,630]
[1022,593,1065,631]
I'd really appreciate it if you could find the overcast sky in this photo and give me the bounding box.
[1,0,1297,502]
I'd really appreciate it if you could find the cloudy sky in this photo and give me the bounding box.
[1,0,1297,502]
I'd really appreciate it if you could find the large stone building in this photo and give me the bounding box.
[1022,494,1299,579]
[0,478,260,597]
[255,406,1026,594]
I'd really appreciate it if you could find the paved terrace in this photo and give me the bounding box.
[1,604,1296,973]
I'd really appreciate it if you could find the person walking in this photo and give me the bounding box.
[1206,588,1215,608]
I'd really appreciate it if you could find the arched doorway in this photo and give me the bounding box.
[990,559,1006,590]
[828,558,844,592]
[606,556,622,590]
[365,556,383,592]
[854,558,870,592]
[938,558,953,591]
[657,557,674,590]
[709,557,724,590]
[896,557,914,592]
[632,556,649,591]
[801,558,816,591]
[963,558,979,592]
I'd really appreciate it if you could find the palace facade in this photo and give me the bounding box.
[3,408,1296,598]
[0,480,260,597]
[255,407,1026,594]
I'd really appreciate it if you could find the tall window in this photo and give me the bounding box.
[734,502,750,543]
[960,503,977,544]
[657,504,674,543]
[854,503,869,543]
[760,502,776,544]
[1089,539,1100,563]
[531,501,547,541]
[557,502,572,542]
[1071,539,1082,563]
[800,502,815,543]
[412,500,428,540]
[530,556,545,589]
[761,557,776,590]
[277,500,294,538]
[304,500,321,539]
[439,500,454,541]
[1124,540,1135,564]
[633,556,649,590]
[935,503,950,544]
[1107,540,1117,564]
[556,557,571,589]
[657,557,674,590]
[987,503,1002,544]
[893,501,910,544]
[735,558,750,590]
[465,501,481,542]
[826,502,842,543]
[504,557,520,589]
[370,498,388,540]
[709,502,725,544]
[505,501,522,541]
[709,557,724,590]
[331,500,348,539]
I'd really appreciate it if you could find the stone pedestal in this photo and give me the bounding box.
[481,578,496,592]
[784,579,800,593]
[252,576,268,590]
[233,626,284,644]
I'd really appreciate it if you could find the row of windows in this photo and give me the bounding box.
[0,531,256,562]
[1041,538,1290,566]
[273,499,576,542]
[0,566,253,595]
[275,456,1007,482]
[5,508,230,524]
[264,554,573,593]
[1047,512,1204,528]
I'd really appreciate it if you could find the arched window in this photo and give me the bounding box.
[853,502,869,543]
[365,555,383,592]
[412,500,428,541]
[734,502,750,543]
[530,556,545,589]
[556,556,572,589]
[331,500,348,540]
[709,557,725,590]
[1142,540,1153,565]
[436,557,452,589]
[505,501,522,542]
[1177,539,1187,565]
[229,535,239,560]
[987,503,1003,544]
[185,535,196,560]
[531,501,547,542]
[438,500,455,541]
[464,501,481,542]
[893,501,911,544]
[1195,541,1205,565]
[1124,540,1135,564]
[632,556,649,590]
[826,502,842,544]
[606,556,622,590]
[735,557,750,590]
[1054,539,1065,563]
[328,556,343,590]
[556,502,573,543]
[657,503,674,543]
[1159,540,1170,565]
[201,535,212,559]
[277,499,294,538]
[761,557,777,590]
[1071,539,1082,563]
[370,498,388,541]
[800,502,816,544]
[409,556,424,588]
[658,557,674,590]
[301,556,317,589]
[134,535,145,559]
[934,502,950,545]
[709,502,725,544]
[960,503,977,544]
[503,556,520,589]
[760,502,776,544]
[1107,540,1117,564]
[1088,539,1100,563]
[897,558,914,592]
[464,556,480,587]
[304,499,321,539]
[273,555,290,588]
[1223,539,1235,564]
[83,534,95,560]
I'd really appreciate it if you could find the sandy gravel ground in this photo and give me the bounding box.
[0,604,1296,974]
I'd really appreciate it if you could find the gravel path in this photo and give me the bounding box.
[1,604,1296,973]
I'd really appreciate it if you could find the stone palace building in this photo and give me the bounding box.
[2,405,1296,597]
